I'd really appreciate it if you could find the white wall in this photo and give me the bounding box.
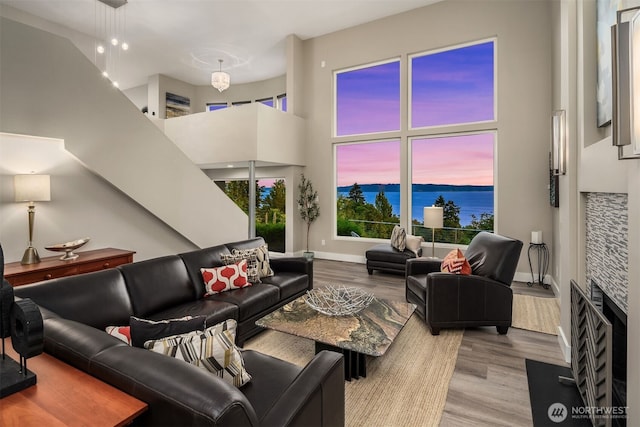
[0,17,248,252]
[123,84,149,111]
[163,103,305,168]
[0,134,196,262]
[296,0,554,274]
[553,0,639,423]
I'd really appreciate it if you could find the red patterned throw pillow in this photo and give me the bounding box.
[201,259,251,296]
[441,249,472,275]
[105,325,132,345]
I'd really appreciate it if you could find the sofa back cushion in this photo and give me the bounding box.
[13,269,133,330]
[179,244,232,296]
[225,237,266,252]
[119,255,195,318]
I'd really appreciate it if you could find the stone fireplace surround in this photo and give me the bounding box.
[583,192,628,420]
[585,192,628,314]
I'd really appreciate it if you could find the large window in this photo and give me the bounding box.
[411,133,494,244]
[334,39,496,243]
[410,40,495,128]
[336,141,400,239]
[335,60,400,136]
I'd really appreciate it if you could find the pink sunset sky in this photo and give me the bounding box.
[335,41,494,188]
[336,133,494,187]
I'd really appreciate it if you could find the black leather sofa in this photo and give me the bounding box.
[11,237,345,426]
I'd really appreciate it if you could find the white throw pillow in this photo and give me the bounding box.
[405,234,424,256]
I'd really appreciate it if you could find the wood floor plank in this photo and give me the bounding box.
[312,258,566,427]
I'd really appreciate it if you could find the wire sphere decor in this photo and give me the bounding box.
[304,286,375,316]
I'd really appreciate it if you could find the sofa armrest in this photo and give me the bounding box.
[269,257,314,290]
[260,350,345,427]
[406,257,442,277]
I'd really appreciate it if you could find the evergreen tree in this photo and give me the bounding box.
[224,180,263,216]
[434,195,461,228]
[375,191,393,219]
[469,212,494,231]
[348,182,365,205]
[263,179,286,213]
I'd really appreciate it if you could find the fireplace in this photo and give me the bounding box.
[592,281,628,425]
[582,192,629,426]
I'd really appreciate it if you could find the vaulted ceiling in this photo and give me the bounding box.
[0,0,440,90]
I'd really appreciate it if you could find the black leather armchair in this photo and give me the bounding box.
[405,232,523,335]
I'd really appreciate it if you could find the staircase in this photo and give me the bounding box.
[0,17,247,248]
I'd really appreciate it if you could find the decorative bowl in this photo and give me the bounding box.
[304,285,375,316]
[45,238,90,261]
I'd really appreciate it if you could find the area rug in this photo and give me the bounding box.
[512,294,560,335]
[244,315,463,427]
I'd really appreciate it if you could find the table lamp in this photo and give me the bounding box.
[14,174,51,265]
[423,206,443,258]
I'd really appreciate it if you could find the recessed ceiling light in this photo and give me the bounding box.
[227,164,234,168]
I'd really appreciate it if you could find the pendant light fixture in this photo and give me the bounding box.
[211,59,231,92]
[94,0,130,89]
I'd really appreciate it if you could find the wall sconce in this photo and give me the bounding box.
[551,110,566,175]
[14,175,51,265]
[423,206,443,258]
[612,6,640,159]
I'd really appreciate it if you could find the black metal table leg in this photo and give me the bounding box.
[315,341,366,381]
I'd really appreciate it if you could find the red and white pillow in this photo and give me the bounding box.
[201,259,251,296]
[441,249,472,275]
[105,325,132,345]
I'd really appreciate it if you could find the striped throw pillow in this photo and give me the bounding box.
[145,319,251,388]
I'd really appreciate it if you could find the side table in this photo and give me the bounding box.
[4,248,135,287]
[527,242,549,289]
[0,338,147,426]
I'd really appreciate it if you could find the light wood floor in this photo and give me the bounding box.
[314,258,566,427]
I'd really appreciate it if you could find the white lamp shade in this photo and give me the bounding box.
[14,174,51,202]
[423,206,443,228]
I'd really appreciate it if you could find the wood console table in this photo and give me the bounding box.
[0,338,147,426]
[4,248,135,287]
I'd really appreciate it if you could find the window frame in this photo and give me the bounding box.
[332,38,498,243]
[333,57,401,138]
[408,38,498,131]
[407,130,497,241]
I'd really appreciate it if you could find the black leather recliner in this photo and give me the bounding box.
[405,232,523,335]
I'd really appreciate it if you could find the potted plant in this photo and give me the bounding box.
[297,174,320,259]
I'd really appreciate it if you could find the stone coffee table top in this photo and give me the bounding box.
[256,294,416,357]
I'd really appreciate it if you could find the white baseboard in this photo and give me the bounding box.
[557,326,571,363]
[312,251,366,264]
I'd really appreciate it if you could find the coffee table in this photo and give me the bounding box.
[256,294,415,380]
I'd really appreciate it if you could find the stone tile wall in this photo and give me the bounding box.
[585,192,628,314]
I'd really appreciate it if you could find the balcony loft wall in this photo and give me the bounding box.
[164,103,306,167]
[0,17,247,249]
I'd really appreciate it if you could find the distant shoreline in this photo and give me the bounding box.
[337,183,493,193]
